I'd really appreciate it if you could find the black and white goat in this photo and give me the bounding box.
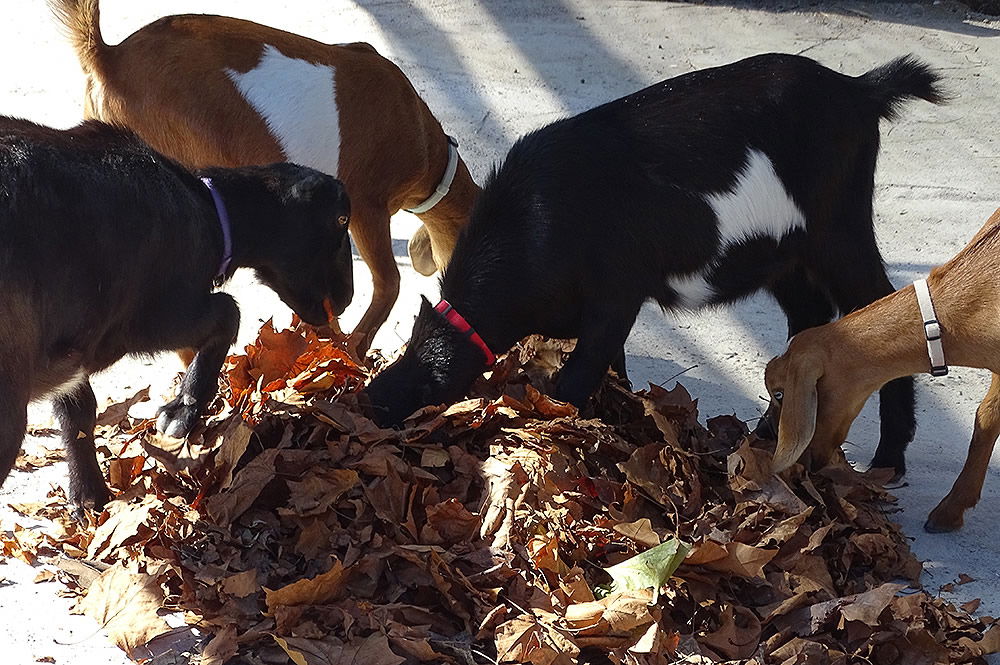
[0,118,353,517]
[366,53,945,478]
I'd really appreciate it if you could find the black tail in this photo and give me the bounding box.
[861,55,947,121]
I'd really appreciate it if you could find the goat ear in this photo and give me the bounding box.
[288,172,326,200]
[771,358,822,474]
[419,295,435,314]
[288,172,348,208]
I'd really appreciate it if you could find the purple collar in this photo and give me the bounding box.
[200,177,233,283]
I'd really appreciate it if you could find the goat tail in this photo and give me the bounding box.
[49,0,107,75]
[861,55,948,121]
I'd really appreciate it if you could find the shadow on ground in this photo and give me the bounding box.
[668,0,1000,33]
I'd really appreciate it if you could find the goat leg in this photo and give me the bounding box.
[925,372,1000,533]
[554,306,640,407]
[54,378,109,520]
[348,207,399,356]
[869,377,917,479]
[610,345,631,389]
[156,293,240,438]
[0,372,29,494]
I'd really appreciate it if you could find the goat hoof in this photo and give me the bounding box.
[156,398,200,438]
[68,480,110,523]
[925,503,964,533]
[868,457,905,483]
[923,516,961,534]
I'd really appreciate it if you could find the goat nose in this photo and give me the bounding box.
[752,412,777,440]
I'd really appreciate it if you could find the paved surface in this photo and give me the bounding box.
[1,1,998,662]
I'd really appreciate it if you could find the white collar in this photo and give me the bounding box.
[913,278,948,377]
[405,136,460,215]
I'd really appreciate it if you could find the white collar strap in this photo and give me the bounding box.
[913,278,948,377]
[405,136,460,215]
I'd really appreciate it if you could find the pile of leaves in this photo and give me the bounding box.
[4,321,1000,665]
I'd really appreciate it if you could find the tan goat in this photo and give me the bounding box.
[765,207,1000,532]
[50,0,480,354]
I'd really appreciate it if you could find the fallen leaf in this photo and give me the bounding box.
[78,564,171,657]
[604,538,691,603]
[265,559,346,613]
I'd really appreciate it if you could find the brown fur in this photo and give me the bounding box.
[766,207,1000,532]
[50,0,480,353]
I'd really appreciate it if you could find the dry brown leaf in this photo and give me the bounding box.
[698,604,761,660]
[96,387,151,427]
[424,498,481,545]
[495,614,576,665]
[25,324,998,665]
[87,496,158,560]
[838,582,904,626]
[694,541,777,579]
[265,559,346,613]
[78,564,171,657]
[273,633,405,665]
[206,417,254,490]
[203,448,279,523]
[200,625,238,665]
[612,518,661,548]
[221,569,259,598]
[956,624,1000,659]
[286,468,359,516]
[961,598,982,614]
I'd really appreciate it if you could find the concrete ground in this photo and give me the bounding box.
[1,1,998,662]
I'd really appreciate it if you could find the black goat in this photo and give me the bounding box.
[0,118,353,516]
[367,53,945,477]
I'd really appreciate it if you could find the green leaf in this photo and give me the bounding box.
[603,538,691,604]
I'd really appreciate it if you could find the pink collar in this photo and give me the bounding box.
[434,300,496,366]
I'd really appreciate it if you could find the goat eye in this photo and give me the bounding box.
[773,390,784,402]
[337,215,349,229]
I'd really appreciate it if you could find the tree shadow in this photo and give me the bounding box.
[349,0,651,177]
[664,1,999,37]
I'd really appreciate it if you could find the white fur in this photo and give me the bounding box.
[666,149,806,308]
[226,45,341,176]
[705,148,807,246]
[51,368,86,398]
[669,273,716,310]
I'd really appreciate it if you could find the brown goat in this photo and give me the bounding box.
[50,0,480,354]
[765,207,1000,532]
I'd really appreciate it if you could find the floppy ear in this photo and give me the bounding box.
[771,358,822,473]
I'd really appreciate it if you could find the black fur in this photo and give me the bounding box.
[0,117,353,515]
[367,54,943,476]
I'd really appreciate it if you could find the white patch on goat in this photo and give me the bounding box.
[666,149,806,309]
[669,273,716,310]
[705,149,807,246]
[226,45,341,176]
[51,368,86,398]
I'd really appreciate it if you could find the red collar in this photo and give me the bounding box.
[434,300,496,366]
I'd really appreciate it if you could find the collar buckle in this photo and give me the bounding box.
[913,278,948,377]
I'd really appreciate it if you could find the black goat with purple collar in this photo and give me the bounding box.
[0,117,353,517]
[366,53,945,478]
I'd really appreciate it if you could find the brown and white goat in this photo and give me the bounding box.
[51,0,480,354]
[766,208,1000,532]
